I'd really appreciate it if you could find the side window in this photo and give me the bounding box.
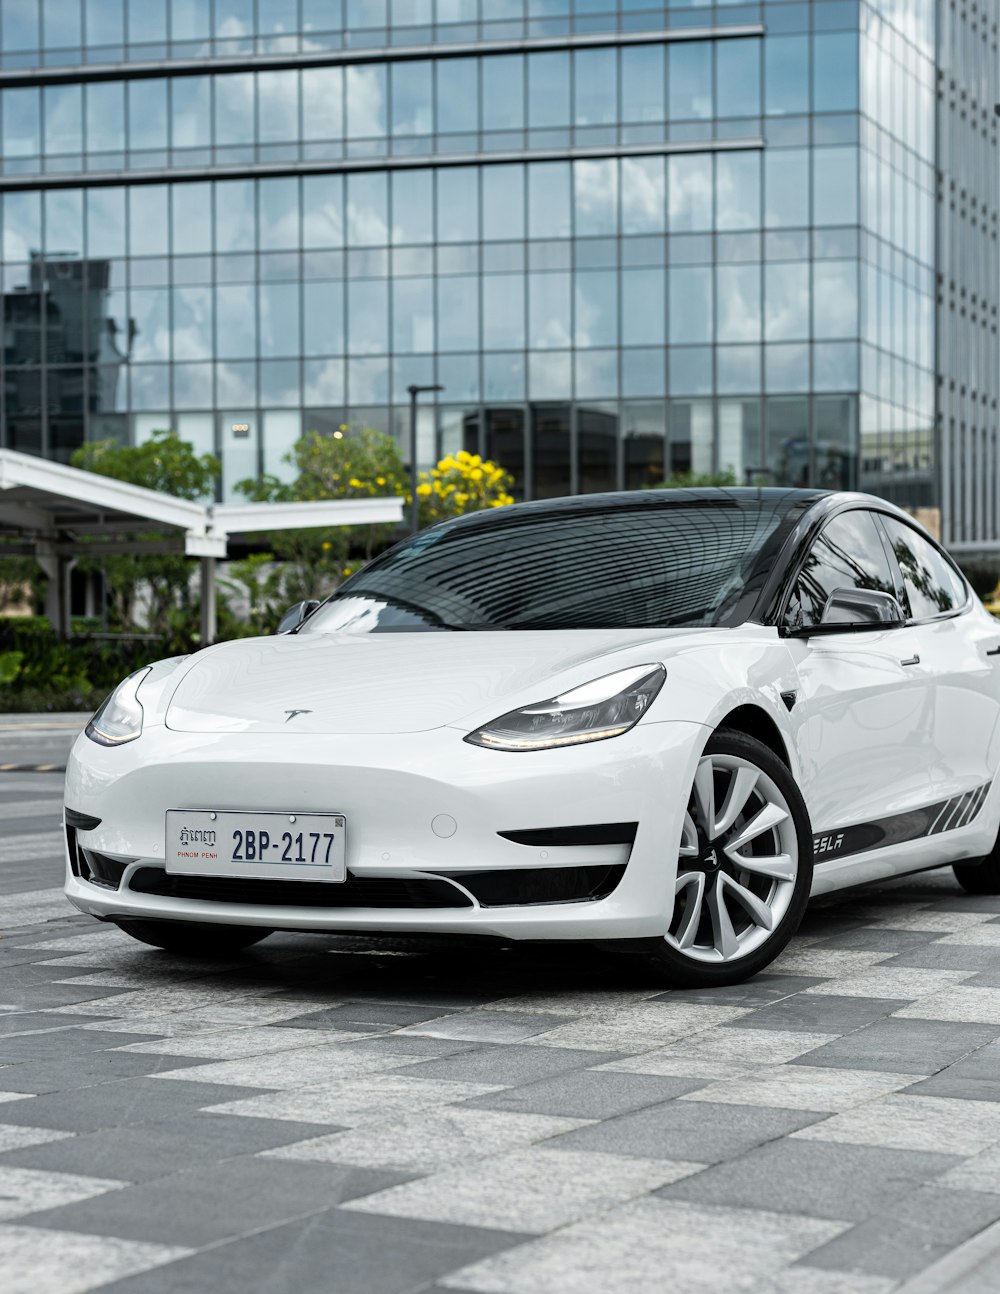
[881,518,967,621]
[784,510,896,629]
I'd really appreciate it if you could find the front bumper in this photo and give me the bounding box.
[63,719,706,940]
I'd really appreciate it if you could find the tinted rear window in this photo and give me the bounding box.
[301,496,806,633]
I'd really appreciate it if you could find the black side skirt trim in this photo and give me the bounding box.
[814,781,992,863]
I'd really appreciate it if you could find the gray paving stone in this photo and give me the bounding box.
[656,1138,961,1221]
[398,1010,575,1044]
[727,994,910,1035]
[0,1112,341,1182]
[0,1028,166,1063]
[272,1002,447,1032]
[85,1208,528,1294]
[906,1043,1000,1101]
[0,1050,212,1094]
[19,1157,409,1247]
[805,1186,1000,1280]
[812,929,945,953]
[460,1069,706,1119]
[340,1034,483,1058]
[886,945,1000,972]
[791,1018,1000,1075]
[652,975,827,1007]
[0,1011,116,1036]
[398,1044,624,1087]
[0,1077,274,1132]
[544,1100,826,1163]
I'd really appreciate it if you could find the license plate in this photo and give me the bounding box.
[165,810,346,883]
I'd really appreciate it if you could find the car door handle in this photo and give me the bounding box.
[988,646,1000,657]
[900,655,920,667]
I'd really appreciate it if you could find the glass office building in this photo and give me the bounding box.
[0,1,995,545]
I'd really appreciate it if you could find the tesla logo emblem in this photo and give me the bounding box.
[284,709,312,723]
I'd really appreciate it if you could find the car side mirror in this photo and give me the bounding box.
[277,600,320,634]
[819,588,905,631]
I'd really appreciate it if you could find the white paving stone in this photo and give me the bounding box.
[679,1064,916,1112]
[207,1073,504,1125]
[152,1042,419,1088]
[437,1198,846,1293]
[793,1094,1000,1156]
[745,1267,897,1294]
[78,1000,329,1034]
[0,1224,189,1294]
[0,1125,73,1153]
[344,1147,703,1233]
[118,1026,366,1059]
[802,967,973,1000]
[523,1003,751,1051]
[893,986,1000,1025]
[935,925,1000,946]
[0,886,72,928]
[767,948,895,977]
[267,1106,588,1171]
[937,1145,1000,1194]
[0,1166,125,1221]
[643,1027,838,1067]
[594,1052,757,1081]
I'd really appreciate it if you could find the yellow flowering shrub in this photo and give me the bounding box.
[418,450,515,526]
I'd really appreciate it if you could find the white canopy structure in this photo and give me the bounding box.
[0,448,404,642]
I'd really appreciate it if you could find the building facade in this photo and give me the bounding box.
[0,1,995,545]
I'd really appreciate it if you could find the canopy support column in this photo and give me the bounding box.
[200,555,217,646]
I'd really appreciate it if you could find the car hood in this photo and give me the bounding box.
[163,629,695,736]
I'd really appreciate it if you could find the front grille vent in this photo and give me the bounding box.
[128,868,472,909]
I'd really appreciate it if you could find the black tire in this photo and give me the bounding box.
[112,918,272,954]
[627,730,814,989]
[953,852,1000,894]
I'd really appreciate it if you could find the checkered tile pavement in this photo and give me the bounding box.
[3,772,1000,1293]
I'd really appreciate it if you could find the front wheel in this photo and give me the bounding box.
[112,918,272,954]
[636,730,814,988]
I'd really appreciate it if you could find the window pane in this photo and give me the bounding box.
[44,84,81,155]
[623,268,664,347]
[765,35,808,115]
[172,76,210,149]
[128,0,165,42]
[171,0,209,39]
[529,163,571,238]
[765,150,809,227]
[813,32,858,113]
[346,65,387,139]
[575,270,617,348]
[669,154,712,232]
[393,277,434,352]
[85,0,123,43]
[814,261,858,340]
[215,74,255,145]
[392,170,433,244]
[302,66,342,140]
[765,262,809,340]
[129,185,168,256]
[172,183,212,253]
[813,146,858,225]
[574,158,617,236]
[717,39,760,118]
[528,51,569,128]
[621,156,665,235]
[128,79,167,151]
[669,41,712,119]
[482,55,524,131]
[574,48,616,125]
[717,265,762,342]
[716,152,760,231]
[437,276,479,351]
[259,281,300,357]
[258,176,299,250]
[786,511,896,629]
[86,83,124,153]
[483,165,524,241]
[3,89,40,158]
[85,187,124,258]
[669,266,712,343]
[303,174,344,247]
[3,0,40,50]
[346,172,388,245]
[483,276,525,349]
[436,57,477,134]
[529,272,571,349]
[882,519,966,620]
[129,288,169,361]
[391,61,432,135]
[215,179,255,251]
[436,167,479,242]
[43,0,80,47]
[44,188,82,256]
[258,70,299,143]
[172,286,213,360]
[621,45,664,123]
[304,280,344,356]
[347,279,389,353]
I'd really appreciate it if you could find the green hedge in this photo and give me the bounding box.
[0,618,183,713]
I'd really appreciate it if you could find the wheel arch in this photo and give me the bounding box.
[714,703,793,771]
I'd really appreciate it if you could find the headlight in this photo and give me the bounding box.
[85,668,151,747]
[466,663,665,752]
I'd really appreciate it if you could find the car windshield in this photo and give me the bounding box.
[300,491,812,634]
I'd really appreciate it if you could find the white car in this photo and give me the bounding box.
[63,488,1000,987]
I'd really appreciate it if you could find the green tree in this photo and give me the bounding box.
[71,430,220,641]
[647,469,740,489]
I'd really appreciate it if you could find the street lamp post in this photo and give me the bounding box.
[407,383,444,535]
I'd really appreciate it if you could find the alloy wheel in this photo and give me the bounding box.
[665,753,799,964]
